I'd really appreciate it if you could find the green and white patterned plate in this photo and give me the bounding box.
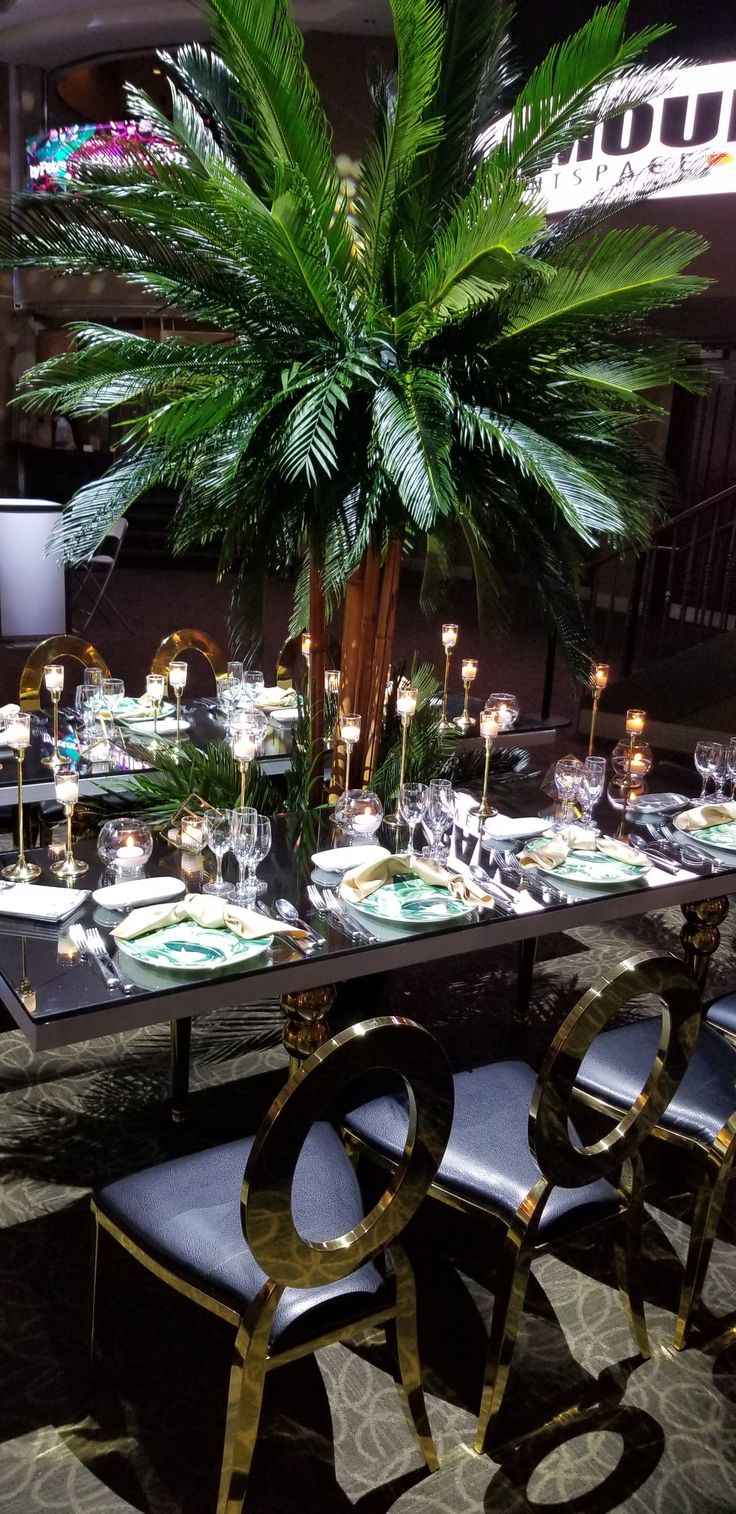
[526,841,649,887]
[118,923,270,973]
[344,875,475,925]
[673,811,736,852]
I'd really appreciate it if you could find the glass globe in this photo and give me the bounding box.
[486,692,520,730]
[334,788,384,839]
[611,738,654,780]
[97,817,154,874]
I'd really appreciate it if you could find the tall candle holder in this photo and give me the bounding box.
[230,725,257,810]
[2,715,41,882]
[588,662,609,756]
[42,663,64,768]
[620,709,646,833]
[440,624,458,729]
[51,765,88,878]
[325,669,341,800]
[168,659,188,751]
[385,685,418,827]
[339,712,361,793]
[146,672,165,750]
[455,659,478,733]
[469,707,500,822]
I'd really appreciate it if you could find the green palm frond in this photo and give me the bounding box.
[97,740,279,826]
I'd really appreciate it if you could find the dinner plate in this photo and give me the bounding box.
[116,697,175,720]
[123,717,191,736]
[311,845,390,874]
[0,884,89,922]
[118,923,270,973]
[526,842,649,887]
[344,875,476,924]
[672,811,736,852]
[92,877,186,911]
[480,815,553,842]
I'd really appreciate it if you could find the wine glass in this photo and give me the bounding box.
[708,741,726,800]
[100,677,125,715]
[243,670,265,705]
[554,757,583,829]
[726,737,736,800]
[241,814,271,900]
[423,778,455,861]
[228,661,245,682]
[228,806,257,904]
[75,684,99,732]
[203,808,234,897]
[579,756,606,829]
[694,741,717,802]
[399,782,428,861]
[219,672,243,719]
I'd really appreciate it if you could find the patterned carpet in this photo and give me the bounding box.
[1,903,736,1514]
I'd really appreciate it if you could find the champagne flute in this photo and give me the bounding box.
[423,779,455,861]
[203,808,234,897]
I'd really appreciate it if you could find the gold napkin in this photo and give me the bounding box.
[113,893,306,943]
[676,802,736,832]
[520,826,650,872]
[340,854,494,907]
[255,686,297,708]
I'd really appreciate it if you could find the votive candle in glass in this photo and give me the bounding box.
[442,624,458,649]
[461,659,478,683]
[625,709,646,736]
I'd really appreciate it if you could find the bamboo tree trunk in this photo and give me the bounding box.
[333,562,366,792]
[308,556,326,804]
[361,539,402,785]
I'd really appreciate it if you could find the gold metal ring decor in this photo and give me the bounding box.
[19,634,110,710]
[92,1017,454,1513]
[149,629,228,688]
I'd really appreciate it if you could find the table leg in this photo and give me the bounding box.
[680,897,730,991]
[515,937,538,1025]
[281,986,335,1077]
[170,1016,192,1123]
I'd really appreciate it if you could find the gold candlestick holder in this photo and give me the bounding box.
[339,713,361,795]
[618,709,646,835]
[455,660,478,733]
[51,766,88,879]
[469,710,500,822]
[588,662,609,756]
[440,624,458,730]
[42,663,64,768]
[2,718,41,882]
[146,672,165,751]
[325,670,341,802]
[385,687,418,827]
[168,660,188,754]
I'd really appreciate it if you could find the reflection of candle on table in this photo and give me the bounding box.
[625,709,645,735]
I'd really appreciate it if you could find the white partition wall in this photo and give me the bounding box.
[0,499,66,638]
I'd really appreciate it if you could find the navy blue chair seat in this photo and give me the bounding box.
[705,992,736,1043]
[347,1060,621,1245]
[96,1123,387,1350]
[576,1020,736,1148]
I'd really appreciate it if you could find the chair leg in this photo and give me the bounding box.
[613,1154,650,1359]
[674,1135,735,1350]
[90,1211,101,1364]
[217,1288,280,1514]
[388,1241,439,1472]
[474,1225,536,1456]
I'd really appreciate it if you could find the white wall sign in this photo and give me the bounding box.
[495,61,736,211]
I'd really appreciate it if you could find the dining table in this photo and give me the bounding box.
[0,767,732,1120]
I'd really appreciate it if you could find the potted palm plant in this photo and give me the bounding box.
[4,0,707,784]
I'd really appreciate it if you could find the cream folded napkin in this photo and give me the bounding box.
[520,826,650,872]
[113,893,306,943]
[340,854,495,907]
[254,686,297,708]
[676,802,736,832]
[0,703,20,718]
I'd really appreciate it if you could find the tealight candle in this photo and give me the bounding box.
[456,660,479,733]
[396,685,418,718]
[324,669,341,695]
[118,836,145,864]
[340,716,361,745]
[592,663,609,690]
[51,763,87,878]
[625,708,646,736]
[461,659,478,682]
[6,717,30,749]
[232,731,257,762]
[168,660,187,690]
[353,803,378,834]
[442,623,458,649]
[181,818,204,851]
[146,673,165,700]
[44,664,64,693]
[55,769,79,805]
[480,708,499,739]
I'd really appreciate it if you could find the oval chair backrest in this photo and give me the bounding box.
[529,951,701,1189]
[242,1017,454,1290]
[149,629,228,688]
[19,634,111,710]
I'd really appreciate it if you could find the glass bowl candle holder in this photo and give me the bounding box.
[610,738,653,802]
[487,692,519,731]
[97,817,153,875]
[334,789,384,840]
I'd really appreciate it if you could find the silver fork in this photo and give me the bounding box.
[69,923,117,991]
[86,927,136,994]
[307,885,367,944]
[320,887,379,944]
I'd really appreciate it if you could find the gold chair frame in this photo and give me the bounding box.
[19,635,110,710]
[347,951,701,1455]
[149,629,228,687]
[91,1017,454,1513]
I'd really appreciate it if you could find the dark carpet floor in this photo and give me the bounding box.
[1,901,736,1514]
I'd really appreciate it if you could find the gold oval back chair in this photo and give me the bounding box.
[345,951,701,1453]
[19,634,111,710]
[149,628,228,688]
[92,1016,454,1512]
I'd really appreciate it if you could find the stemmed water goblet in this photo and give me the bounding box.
[423,778,455,861]
[228,807,257,904]
[726,737,736,800]
[242,670,265,706]
[554,757,583,829]
[399,782,428,862]
[219,672,243,721]
[694,741,722,802]
[709,742,726,800]
[579,756,606,830]
[203,808,234,897]
[245,814,271,899]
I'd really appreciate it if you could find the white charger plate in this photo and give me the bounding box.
[311,844,390,874]
[92,877,186,911]
[481,815,553,842]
